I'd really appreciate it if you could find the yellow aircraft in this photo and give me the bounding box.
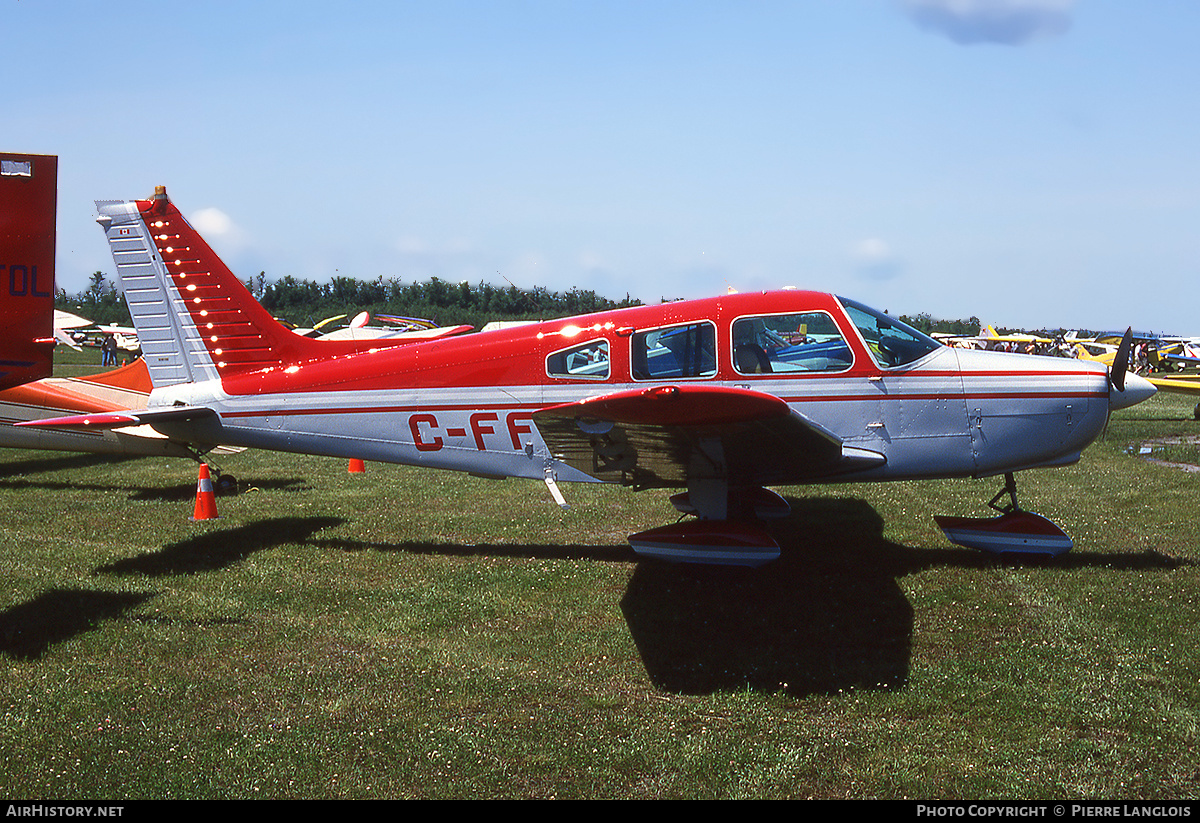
[984,325,1055,348]
[1072,340,1119,367]
[938,325,1055,353]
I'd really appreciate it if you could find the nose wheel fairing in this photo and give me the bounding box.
[934,511,1074,556]
[934,472,1074,557]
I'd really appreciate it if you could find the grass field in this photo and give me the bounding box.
[2,361,1198,799]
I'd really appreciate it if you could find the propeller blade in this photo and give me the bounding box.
[1110,327,1132,393]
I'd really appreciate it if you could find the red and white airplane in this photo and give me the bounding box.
[22,186,1156,566]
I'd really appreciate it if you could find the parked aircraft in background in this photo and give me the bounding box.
[936,326,1057,355]
[23,187,1157,566]
[306,311,473,342]
[283,313,348,337]
[981,325,1055,351]
[1072,330,1200,377]
[1150,342,1200,373]
[1071,339,1120,368]
[54,310,91,350]
[95,323,141,353]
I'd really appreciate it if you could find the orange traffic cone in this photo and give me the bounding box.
[190,464,219,521]
[348,458,366,474]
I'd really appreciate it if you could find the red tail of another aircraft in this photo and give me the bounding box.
[0,153,57,390]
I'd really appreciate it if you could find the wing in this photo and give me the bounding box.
[534,385,884,490]
[1161,352,1200,369]
[1146,376,1200,396]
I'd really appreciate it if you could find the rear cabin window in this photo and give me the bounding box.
[632,322,717,380]
[732,312,853,374]
[546,339,610,379]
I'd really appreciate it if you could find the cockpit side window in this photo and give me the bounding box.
[731,312,853,374]
[546,339,610,379]
[837,297,941,368]
[631,322,717,380]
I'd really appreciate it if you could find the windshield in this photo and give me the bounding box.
[837,297,942,368]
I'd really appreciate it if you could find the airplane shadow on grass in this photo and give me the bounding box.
[4,500,1184,690]
[626,495,1188,697]
[616,497,1176,697]
[0,452,143,477]
[0,588,153,660]
[0,453,312,501]
[622,497,915,697]
[0,517,346,660]
[317,495,1187,699]
[97,516,346,576]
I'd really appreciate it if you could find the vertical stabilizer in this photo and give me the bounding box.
[96,187,329,390]
[0,153,57,390]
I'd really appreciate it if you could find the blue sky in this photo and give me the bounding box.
[7,0,1199,334]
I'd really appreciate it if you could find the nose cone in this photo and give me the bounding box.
[1110,372,1157,411]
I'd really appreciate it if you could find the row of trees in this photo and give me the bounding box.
[252,274,641,328]
[55,271,643,330]
[56,271,129,326]
[898,311,982,338]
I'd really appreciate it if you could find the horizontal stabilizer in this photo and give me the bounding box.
[16,405,216,431]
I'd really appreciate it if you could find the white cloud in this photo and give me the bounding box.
[190,207,235,237]
[852,238,904,281]
[188,207,250,259]
[899,0,1076,46]
[854,238,893,262]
